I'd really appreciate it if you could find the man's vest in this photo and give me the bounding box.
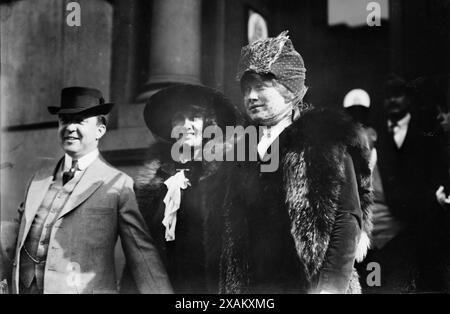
[19,162,83,291]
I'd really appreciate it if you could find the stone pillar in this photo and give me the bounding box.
[138,0,202,100]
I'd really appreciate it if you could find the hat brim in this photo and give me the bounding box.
[144,84,238,142]
[48,103,114,115]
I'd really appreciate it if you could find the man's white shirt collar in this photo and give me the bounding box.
[388,112,411,130]
[387,113,411,148]
[257,116,292,159]
[64,148,99,171]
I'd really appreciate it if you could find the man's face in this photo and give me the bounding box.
[58,114,106,159]
[383,92,410,119]
[241,74,292,126]
[437,108,450,133]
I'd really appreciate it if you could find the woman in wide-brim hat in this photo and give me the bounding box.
[120,84,241,294]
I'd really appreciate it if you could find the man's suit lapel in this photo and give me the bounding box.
[399,115,418,153]
[57,157,106,220]
[20,172,54,248]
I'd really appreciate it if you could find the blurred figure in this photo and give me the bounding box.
[410,74,450,291]
[343,89,371,126]
[410,75,450,172]
[343,88,377,152]
[437,108,450,134]
[436,186,450,208]
[362,74,450,293]
[410,75,450,137]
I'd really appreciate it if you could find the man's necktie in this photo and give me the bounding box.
[388,121,398,135]
[63,159,78,185]
[388,121,403,148]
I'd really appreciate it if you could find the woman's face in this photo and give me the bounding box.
[241,74,293,126]
[171,114,204,148]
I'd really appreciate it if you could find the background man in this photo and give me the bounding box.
[366,75,449,292]
[0,87,172,294]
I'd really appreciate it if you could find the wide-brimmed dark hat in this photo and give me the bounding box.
[144,84,239,141]
[48,86,114,115]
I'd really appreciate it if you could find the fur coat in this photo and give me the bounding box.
[219,108,373,294]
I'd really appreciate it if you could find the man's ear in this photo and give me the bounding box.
[96,123,106,140]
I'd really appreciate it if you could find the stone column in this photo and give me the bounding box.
[138,0,202,100]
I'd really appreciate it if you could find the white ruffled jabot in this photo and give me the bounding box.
[162,170,191,241]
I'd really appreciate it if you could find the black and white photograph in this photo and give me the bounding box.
[0,0,449,303]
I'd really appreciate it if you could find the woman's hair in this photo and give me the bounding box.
[271,79,297,104]
[171,104,219,134]
[171,104,208,125]
[240,72,298,104]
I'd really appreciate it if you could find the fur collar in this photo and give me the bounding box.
[221,108,373,293]
[134,141,222,192]
[284,108,372,279]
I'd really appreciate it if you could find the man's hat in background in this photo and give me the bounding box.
[48,86,114,115]
[343,89,371,109]
[343,89,371,126]
[144,84,239,142]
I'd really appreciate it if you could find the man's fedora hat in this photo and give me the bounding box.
[48,86,114,115]
[144,84,239,141]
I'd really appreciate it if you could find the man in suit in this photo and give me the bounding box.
[365,75,449,292]
[1,86,173,294]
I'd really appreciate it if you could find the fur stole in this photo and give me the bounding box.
[221,108,373,294]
